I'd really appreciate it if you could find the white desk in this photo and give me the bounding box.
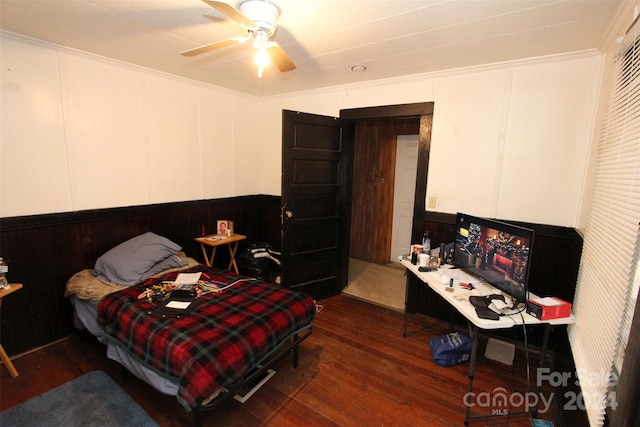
[399,257,574,425]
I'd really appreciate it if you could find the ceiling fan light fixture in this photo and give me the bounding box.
[253,29,271,77]
[182,1,295,76]
[255,48,271,77]
[239,0,281,36]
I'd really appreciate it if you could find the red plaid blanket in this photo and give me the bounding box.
[97,265,315,411]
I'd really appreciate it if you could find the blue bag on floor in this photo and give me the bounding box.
[429,332,472,367]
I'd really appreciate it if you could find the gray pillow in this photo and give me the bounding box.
[140,254,187,281]
[94,232,185,286]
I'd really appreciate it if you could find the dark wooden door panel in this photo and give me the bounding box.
[288,219,339,252]
[285,251,339,298]
[281,110,349,299]
[292,121,343,150]
[293,161,338,183]
[291,192,338,219]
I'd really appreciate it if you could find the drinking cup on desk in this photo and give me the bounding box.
[419,252,429,267]
[410,244,423,265]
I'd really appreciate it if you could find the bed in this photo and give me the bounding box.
[64,232,316,426]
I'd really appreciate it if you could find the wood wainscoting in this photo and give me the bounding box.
[0,195,281,356]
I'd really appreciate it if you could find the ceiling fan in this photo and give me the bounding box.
[181,0,295,77]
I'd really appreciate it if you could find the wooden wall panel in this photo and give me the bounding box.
[0,195,281,355]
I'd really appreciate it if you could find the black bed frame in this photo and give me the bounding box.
[119,328,313,427]
[194,329,312,426]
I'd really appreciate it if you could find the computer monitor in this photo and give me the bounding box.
[453,212,534,306]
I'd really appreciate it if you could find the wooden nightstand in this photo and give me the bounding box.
[194,234,247,273]
[0,283,23,378]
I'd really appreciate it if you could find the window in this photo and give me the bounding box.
[570,17,640,426]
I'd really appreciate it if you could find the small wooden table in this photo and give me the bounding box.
[0,283,23,378]
[194,234,247,273]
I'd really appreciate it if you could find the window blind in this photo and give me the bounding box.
[569,16,640,427]
[614,229,640,372]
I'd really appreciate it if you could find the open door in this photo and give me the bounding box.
[281,110,351,299]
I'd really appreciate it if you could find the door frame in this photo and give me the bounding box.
[340,102,434,252]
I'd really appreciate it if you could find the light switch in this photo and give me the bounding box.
[428,196,437,209]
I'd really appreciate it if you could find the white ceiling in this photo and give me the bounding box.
[0,0,623,97]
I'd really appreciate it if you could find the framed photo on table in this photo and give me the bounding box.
[217,220,234,235]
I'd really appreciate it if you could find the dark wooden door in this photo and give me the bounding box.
[281,110,351,299]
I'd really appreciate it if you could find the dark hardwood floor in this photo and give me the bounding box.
[1,295,561,426]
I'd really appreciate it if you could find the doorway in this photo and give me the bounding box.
[343,119,419,311]
[348,118,420,264]
[279,103,433,300]
[341,103,433,265]
[340,103,433,309]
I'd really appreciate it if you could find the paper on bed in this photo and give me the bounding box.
[165,300,192,310]
[173,272,202,286]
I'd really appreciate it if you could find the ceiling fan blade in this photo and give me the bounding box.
[267,43,296,72]
[181,37,244,57]
[202,0,256,29]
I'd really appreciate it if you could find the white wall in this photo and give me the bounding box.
[1,35,71,215]
[259,54,602,227]
[2,31,602,229]
[0,32,259,217]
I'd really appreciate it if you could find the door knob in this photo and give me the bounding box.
[285,210,294,219]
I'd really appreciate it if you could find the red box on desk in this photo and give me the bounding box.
[526,297,572,320]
